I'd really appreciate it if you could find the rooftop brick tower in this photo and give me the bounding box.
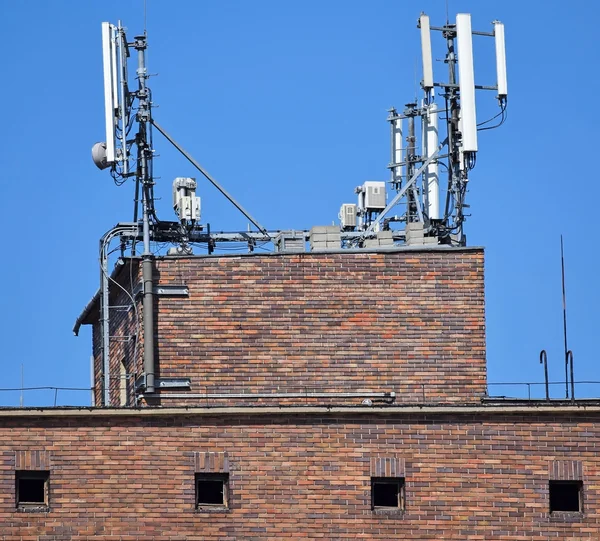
[78,246,486,408]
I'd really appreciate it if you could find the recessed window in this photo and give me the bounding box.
[195,473,228,509]
[371,477,405,510]
[16,471,49,509]
[549,480,583,513]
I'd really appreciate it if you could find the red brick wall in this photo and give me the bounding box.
[90,248,486,406]
[138,248,486,406]
[0,409,598,539]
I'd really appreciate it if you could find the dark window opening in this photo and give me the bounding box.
[16,471,49,508]
[549,480,582,513]
[195,473,228,508]
[372,477,405,510]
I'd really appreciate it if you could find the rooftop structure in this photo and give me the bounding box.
[1,10,598,540]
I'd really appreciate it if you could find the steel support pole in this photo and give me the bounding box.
[406,105,417,222]
[135,34,156,394]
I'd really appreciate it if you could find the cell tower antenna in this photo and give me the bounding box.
[353,11,508,247]
[419,13,433,95]
[456,13,478,153]
[91,19,271,403]
[100,22,117,165]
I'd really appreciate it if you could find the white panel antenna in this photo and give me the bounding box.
[422,103,440,220]
[493,21,508,100]
[394,118,403,185]
[101,22,117,164]
[419,14,434,92]
[456,14,478,152]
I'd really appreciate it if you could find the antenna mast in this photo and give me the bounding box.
[342,12,508,247]
[133,31,157,394]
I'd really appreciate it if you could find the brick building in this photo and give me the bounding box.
[1,246,598,539]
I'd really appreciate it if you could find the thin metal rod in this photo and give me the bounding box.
[561,235,569,399]
[539,350,549,401]
[434,83,498,91]
[567,350,575,401]
[431,26,495,38]
[151,119,269,236]
[20,364,23,407]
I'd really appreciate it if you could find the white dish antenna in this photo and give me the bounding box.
[101,22,117,164]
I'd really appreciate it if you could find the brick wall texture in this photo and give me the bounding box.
[1,410,599,539]
[92,248,487,406]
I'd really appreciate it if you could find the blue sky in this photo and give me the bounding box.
[0,0,598,406]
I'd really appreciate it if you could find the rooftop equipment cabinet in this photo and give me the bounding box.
[173,177,201,223]
[361,181,387,211]
[339,204,357,230]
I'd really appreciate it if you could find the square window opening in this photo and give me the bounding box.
[549,480,583,513]
[16,471,49,508]
[371,477,405,510]
[195,473,228,509]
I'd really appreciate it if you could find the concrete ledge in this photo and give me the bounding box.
[1,402,599,419]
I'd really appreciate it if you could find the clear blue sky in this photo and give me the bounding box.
[0,0,598,406]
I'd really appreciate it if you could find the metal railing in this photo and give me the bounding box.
[486,381,600,401]
[1,380,599,408]
[0,386,93,408]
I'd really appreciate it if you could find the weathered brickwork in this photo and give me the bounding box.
[86,248,487,406]
[0,409,598,540]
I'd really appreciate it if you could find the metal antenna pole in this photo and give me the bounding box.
[118,24,129,181]
[442,25,466,245]
[406,104,417,223]
[134,33,156,395]
[389,108,397,190]
[561,235,569,399]
[539,350,549,401]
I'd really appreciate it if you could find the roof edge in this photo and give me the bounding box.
[1,402,599,419]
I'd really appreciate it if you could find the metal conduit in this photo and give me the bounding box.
[99,224,139,406]
[138,391,396,401]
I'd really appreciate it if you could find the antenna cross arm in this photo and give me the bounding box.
[150,119,269,237]
[365,138,448,234]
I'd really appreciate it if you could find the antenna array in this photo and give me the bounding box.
[339,13,508,247]
[90,13,509,404]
